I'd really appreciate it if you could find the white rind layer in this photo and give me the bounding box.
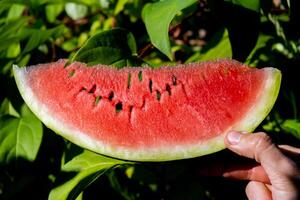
[13,65,281,161]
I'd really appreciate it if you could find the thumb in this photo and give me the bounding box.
[224,131,297,175]
[225,131,300,200]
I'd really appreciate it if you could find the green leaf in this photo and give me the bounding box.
[6,4,26,22]
[65,2,88,20]
[113,56,146,68]
[6,42,21,58]
[0,37,20,52]
[17,54,31,68]
[0,23,23,64]
[107,169,136,200]
[22,25,65,54]
[62,38,78,52]
[114,0,129,15]
[0,18,28,39]
[71,28,145,67]
[281,119,300,140]
[186,28,232,62]
[0,98,20,118]
[0,104,43,164]
[245,34,272,66]
[98,0,109,8]
[46,3,64,23]
[224,0,260,12]
[49,150,129,200]
[142,0,197,60]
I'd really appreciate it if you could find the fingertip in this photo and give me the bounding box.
[225,131,248,146]
[246,181,272,200]
[226,131,241,145]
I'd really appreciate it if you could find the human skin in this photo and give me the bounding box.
[224,131,300,200]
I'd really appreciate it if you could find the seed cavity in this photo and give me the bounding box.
[166,84,171,96]
[129,105,133,113]
[115,102,123,113]
[149,79,153,93]
[138,71,143,82]
[79,87,87,92]
[88,84,96,93]
[172,75,177,85]
[95,96,102,105]
[127,73,132,89]
[108,91,114,101]
[68,70,75,77]
[156,90,161,101]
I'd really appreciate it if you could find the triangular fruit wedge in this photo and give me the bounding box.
[13,59,281,161]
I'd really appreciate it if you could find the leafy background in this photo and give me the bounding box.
[0,0,300,199]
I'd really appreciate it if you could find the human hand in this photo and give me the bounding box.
[224,131,300,200]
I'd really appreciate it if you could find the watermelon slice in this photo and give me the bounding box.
[13,59,281,161]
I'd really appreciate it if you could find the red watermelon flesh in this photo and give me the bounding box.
[13,59,281,161]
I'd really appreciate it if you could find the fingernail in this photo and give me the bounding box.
[227,131,242,145]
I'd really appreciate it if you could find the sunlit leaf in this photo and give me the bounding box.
[99,0,110,8]
[65,2,88,20]
[281,119,300,140]
[6,42,21,58]
[49,150,129,200]
[186,28,232,62]
[46,3,64,23]
[62,38,78,52]
[0,103,43,164]
[114,0,129,15]
[0,98,20,118]
[142,0,197,60]
[6,4,25,22]
[71,28,145,67]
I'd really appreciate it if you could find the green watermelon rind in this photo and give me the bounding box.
[13,64,281,161]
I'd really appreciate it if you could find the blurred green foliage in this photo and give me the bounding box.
[0,0,300,199]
